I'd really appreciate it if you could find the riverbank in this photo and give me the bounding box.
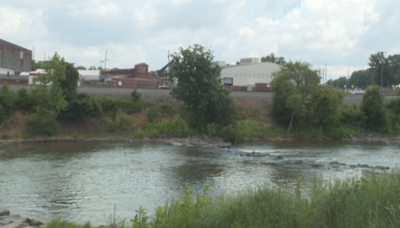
[0,131,399,147]
[0,209,45,228]
[6,170,400,228]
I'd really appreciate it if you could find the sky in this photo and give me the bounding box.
[1,0,399,80]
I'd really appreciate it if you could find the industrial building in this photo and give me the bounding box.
[216,58,281,92]
[0,39,32,75]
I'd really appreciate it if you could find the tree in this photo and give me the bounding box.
[60,63,79,102]
[26,53,68,135]
[168,44,236,129]
[0,83,17,124]
[271,61,320,131]
[310,87,345,131]
[76,66,87,70]
[88,66,97,70]
[368,52,400,87]
[349,70,373,89]
[360,85,387,132]
[261,53,286,65]
[327,76,348,89]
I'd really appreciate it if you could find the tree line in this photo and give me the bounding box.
[327,52,400,89]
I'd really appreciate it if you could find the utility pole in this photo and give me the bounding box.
[104,50,108,74]
[380,51,387,89]
[325,64,327,86]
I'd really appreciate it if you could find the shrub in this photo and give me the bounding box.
[16,88,35,110]
[64,93,103,121]
[95,97,119,120]
[147,103,175,123]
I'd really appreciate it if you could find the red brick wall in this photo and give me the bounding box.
[0,79,28,85]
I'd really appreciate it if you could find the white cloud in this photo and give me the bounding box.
[1,0,399,78]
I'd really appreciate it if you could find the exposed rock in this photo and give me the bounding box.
[356,164,370,168]
[276,156,284,159]
[0,209,10,216]
[217,142,231,149]
[329,161,339,164]
[374,166,390,170]
[26,218,44,226]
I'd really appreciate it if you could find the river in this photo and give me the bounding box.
[0,141,399,225]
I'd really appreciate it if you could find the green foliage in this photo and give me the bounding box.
[385,97,400,133]
[60,62,79,102]
[219,121,274,142]
[310,88,345,130]
[64,93,103,121]
[261,53,286,65]
[368,52,400,87]
[341,104,363,127]
[349,69,373,89]
[206,123,218,136]
[26,107,59,136]
[15,88,35,110]
[361,85,387,132]
[327,76,348,89]
[131,89,142,103]
[130,171,400,228]
[135,115,189,138]
[147,103,175,123]
[168,44,236,129]
[26,53,69,136]
[0,83,17,123]
[95,97,119,120]
[271,61,320,132]
[106,116,134,132]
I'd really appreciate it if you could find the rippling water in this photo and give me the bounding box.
[0,141,399,224]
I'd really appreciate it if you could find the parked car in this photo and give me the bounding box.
[350,89,365,95]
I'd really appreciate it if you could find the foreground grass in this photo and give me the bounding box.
[45,170,400,228]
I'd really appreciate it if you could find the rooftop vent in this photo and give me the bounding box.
[240,58,259,64]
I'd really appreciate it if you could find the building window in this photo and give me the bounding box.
[223,77,233,85]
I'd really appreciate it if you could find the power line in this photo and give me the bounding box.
[0,0,125,23]
[17,0,246,44]
[0,0,78,15]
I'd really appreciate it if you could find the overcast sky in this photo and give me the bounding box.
[1,0,399,80]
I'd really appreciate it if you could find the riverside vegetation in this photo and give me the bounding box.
[42,170,400,228]
[1,49,400,142]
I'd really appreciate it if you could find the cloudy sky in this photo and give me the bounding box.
[1,0,399,80]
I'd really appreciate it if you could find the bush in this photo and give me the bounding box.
[106,116,134,132]
[16,88,35,110]
[64,93,103,121]
[361,85,387,132]
[0,83,17,123]
[147,103,175,123]
[26,108,58,136]
[95,97,119,120]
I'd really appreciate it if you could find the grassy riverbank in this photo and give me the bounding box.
[43,170,400,228]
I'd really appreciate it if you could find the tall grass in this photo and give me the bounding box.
[44,170,400,228]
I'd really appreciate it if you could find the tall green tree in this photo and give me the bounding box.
[261,53,286,65]
[26,53,68,135]
[0,83,17,124]
[349,70,373,89]
[310,87,345,131]
[168,44,236,129]
[327,76,348,89]
[368,52,400,87]
[271,61,320,131]
[360,85,387,132]
[60,63,79,102]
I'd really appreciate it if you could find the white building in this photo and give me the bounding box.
[217,58,281,91]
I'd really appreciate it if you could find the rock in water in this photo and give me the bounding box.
[26,218,44,226]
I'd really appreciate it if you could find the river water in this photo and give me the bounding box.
[0,141,399,225]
